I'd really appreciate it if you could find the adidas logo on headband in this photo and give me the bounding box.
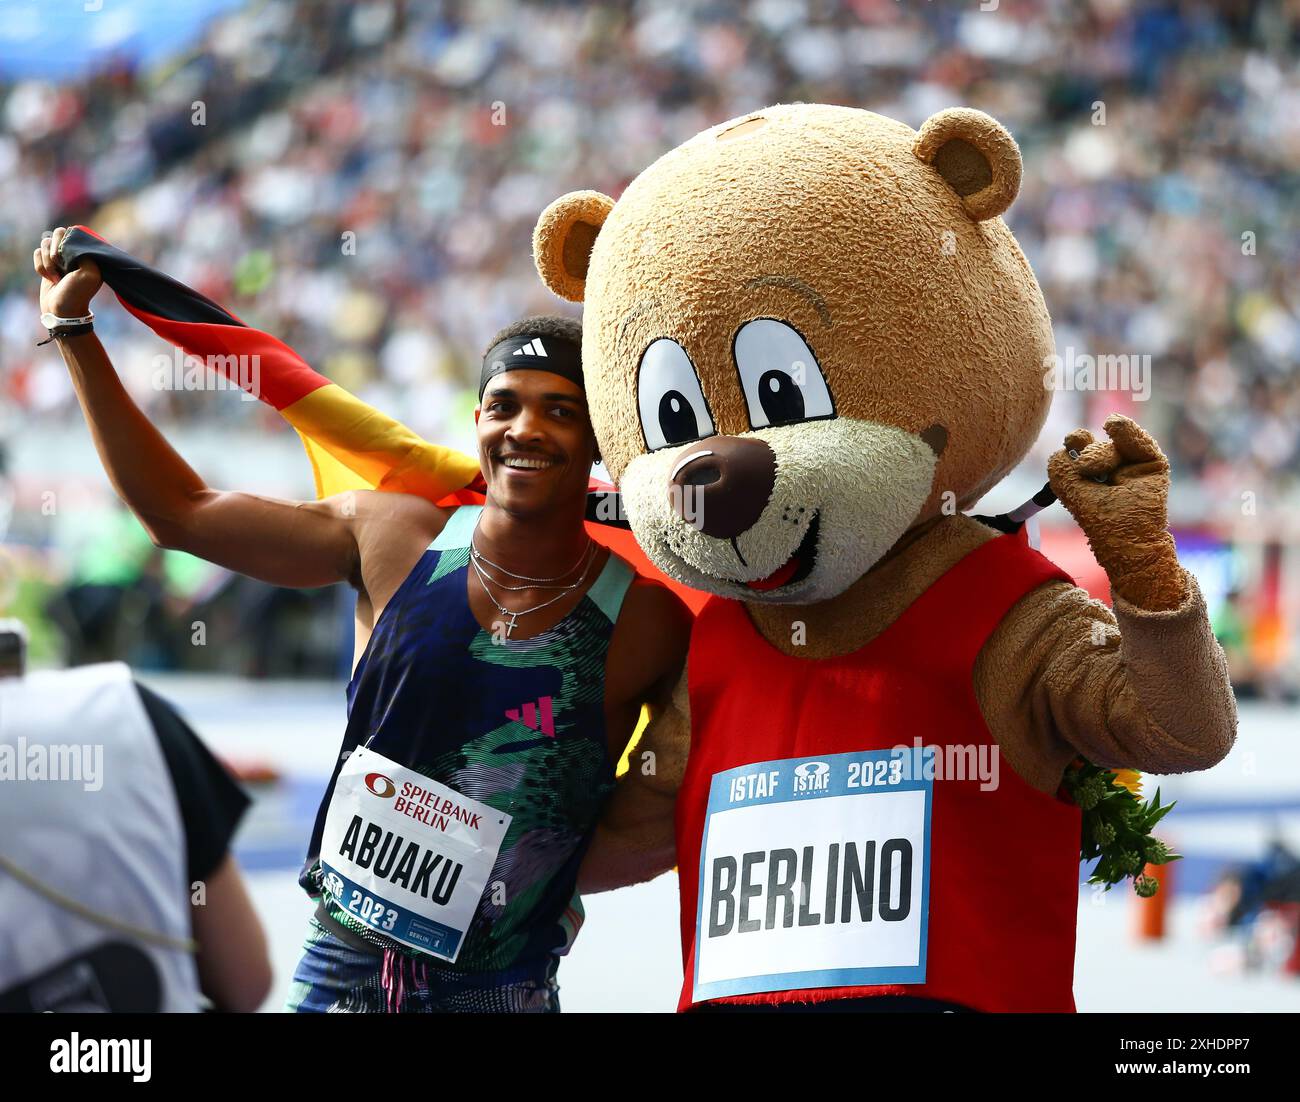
[480,331,584,397]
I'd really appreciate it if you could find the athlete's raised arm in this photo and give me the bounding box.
[36,227,371,592]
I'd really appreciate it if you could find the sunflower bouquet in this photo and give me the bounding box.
[1062,760,1179,897]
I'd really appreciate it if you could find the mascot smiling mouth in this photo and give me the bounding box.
[742,512,820,592]
[631,419,940,606]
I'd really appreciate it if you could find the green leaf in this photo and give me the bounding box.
[1145,801,1177,828]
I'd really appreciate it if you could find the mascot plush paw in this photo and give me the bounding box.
[536,104,1236,1012]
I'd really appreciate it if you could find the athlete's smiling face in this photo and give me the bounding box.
[476,369,597,516]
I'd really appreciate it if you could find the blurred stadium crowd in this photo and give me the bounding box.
[0,0,1296,685]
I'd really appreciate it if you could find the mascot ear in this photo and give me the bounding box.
[533,190,615,302]
[914,108,1022,222]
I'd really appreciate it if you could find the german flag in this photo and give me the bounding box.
[58,226,707,612]
[59,226,486,504]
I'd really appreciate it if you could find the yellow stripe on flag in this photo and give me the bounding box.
[281,383,479,501]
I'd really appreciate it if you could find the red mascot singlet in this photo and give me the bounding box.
[675,533,1081,1012]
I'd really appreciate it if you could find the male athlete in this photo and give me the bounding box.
[34,228,691,1012]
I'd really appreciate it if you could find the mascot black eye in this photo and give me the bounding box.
[637,339,716,451]
[733,319,835,429]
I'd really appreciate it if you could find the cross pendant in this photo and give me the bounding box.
[505,612,519,637]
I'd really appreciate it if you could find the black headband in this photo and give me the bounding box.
[479,334,583,399]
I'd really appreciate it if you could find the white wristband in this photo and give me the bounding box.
[41,310,95,329]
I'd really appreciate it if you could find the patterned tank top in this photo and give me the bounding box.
[300,504,635,975]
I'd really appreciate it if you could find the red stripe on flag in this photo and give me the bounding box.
[116,301,331,410]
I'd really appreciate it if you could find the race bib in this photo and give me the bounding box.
[692,748,932,1002]
[319,746,510,963]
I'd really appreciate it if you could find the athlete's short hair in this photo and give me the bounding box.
[483,315,581,360]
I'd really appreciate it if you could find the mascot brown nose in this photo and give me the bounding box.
[668,436,777,539]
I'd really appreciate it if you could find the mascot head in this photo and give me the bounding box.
[534,104,1053,604]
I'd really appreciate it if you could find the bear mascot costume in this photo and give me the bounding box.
[531,104,1237,1012]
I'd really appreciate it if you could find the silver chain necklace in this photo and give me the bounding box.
[470,525,593,584]
[469,549,592,591]
[469,532,597,638]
